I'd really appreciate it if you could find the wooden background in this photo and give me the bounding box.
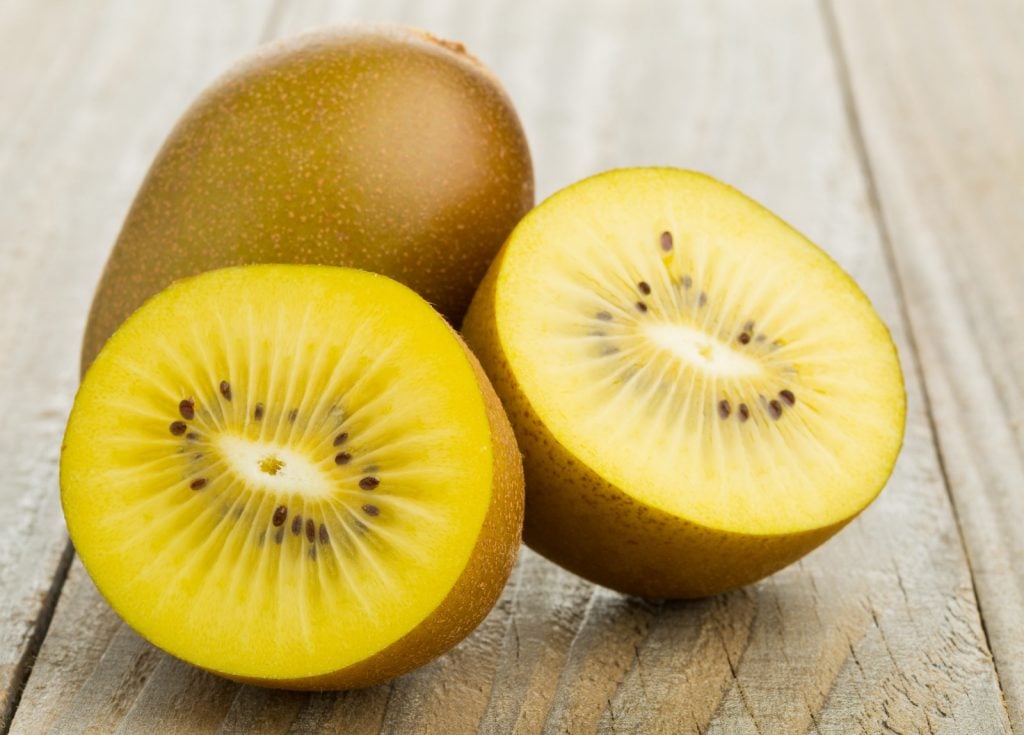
[1,0,1021,732]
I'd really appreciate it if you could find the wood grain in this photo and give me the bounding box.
[2,0,1017,733]
[829,0,1024,730]
[0,0,274,729]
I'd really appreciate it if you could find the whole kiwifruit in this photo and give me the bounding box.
[81,25,533,372]
[62,265,524,688]
[463,167,906,599]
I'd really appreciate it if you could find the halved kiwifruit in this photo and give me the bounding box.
[61,265,523,688]
[463,167,905,598]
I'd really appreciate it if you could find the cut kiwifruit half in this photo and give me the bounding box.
[463,168,905,598]
[61,265,523,688]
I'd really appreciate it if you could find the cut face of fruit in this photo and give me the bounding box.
[463,168,905,597]
[62,265,523,687]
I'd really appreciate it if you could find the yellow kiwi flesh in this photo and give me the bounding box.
[81,25,533,372]
[62,265,523,688]
[463,168,905,598]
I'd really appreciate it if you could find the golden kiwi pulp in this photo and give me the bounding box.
[81,25,533,372]
[463,167,906,599]
[61,265,523,688]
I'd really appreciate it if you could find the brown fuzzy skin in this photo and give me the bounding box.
[220,337,523,690]
[463,247,846,600]
[81,24,533,373]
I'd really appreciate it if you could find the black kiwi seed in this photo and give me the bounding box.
[186,431,199,441]
[288,408,298,422]
[362,504,380,517]
[272,505,288,526]
[179,398,195,420]
[638,281,652,295]
[635,301,648,313]
[738,404,750,422]
[780,389,796,406]
[308,545,317,561]
[698,292,708,307]
[596,310,613,322]
[291,515,302,535]
[305,519,315,543]
[333,432,349,446]
[254,403,264,420]
[319,524,329,545]
[359,476,380,490]
[190,478,207,490]
[335,452,352,465]
[660,231,673,251]
[219,380,232,400]
[768,400,783,419]
[274,527,284,544]
[682,275,693,289]
[170,421,187,436]
[738,333,751,345]
[718,400,731,419]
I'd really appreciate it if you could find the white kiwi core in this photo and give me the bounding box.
[217,436,337,498]
[644,322,764,378]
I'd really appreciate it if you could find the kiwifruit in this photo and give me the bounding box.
[80,25,533,372]
[61,265,523,688]
[463,168,905,599]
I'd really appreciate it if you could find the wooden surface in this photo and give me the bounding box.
[0,0,1019,732]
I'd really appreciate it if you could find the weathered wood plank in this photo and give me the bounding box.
[0,2,96,725]
[0,0,275,729]
[4,0,1013,733]
[828,0,1024,730]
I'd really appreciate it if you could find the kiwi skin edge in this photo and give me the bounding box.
[463,224,857,600]
[196,337,523,690]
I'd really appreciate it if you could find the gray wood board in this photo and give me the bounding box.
[831,0,1024,730]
